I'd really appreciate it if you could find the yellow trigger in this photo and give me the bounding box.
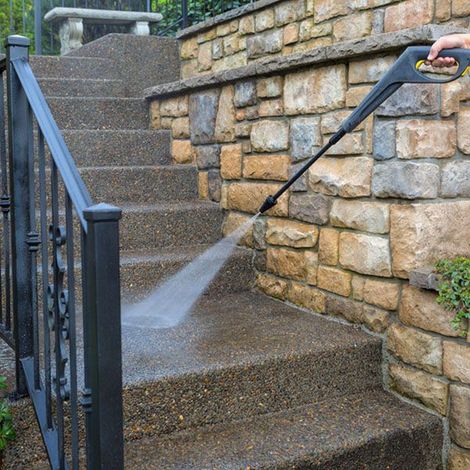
[461,66,470,77]
[416,59,426,70]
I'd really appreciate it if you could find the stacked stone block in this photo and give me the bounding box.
[178,0,470,79]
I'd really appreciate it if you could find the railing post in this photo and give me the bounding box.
[82,203,124,470]
[5,35,34,397]
[34,0,42,55]
[182,0,189,28]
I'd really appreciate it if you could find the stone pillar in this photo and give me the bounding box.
[59,18,83,55]
[130,21,150,36]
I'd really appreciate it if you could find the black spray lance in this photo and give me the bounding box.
[259,46,470,214]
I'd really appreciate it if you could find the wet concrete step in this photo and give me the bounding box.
[125,389,442,469]
[30,55,120,80]
[47,97,148,130]
[120,291,382,439]
[81,165,198,204]
[38,77,126,98]
[62,129,171,167]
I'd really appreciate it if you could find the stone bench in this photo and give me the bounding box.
[44,7,163,54]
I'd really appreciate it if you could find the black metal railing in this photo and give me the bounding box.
[1,0,255,55]
[0,34,123,470]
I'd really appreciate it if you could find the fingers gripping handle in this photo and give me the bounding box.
[341,46,470,133]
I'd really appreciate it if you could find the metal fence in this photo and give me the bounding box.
[0,0,255,55]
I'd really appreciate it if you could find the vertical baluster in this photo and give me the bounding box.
[38,128,53,429]
[65,193,79,469]
[34,0,43,55]
[9,0,13,33]
[0,72,6,327]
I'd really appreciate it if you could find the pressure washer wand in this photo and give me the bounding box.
[258,45,470,214]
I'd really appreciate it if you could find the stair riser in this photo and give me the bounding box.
[38,78,126,98]
[47,98,148,130]
[30,56,120,80]
[62,130,172,167]
[122,340,382,440]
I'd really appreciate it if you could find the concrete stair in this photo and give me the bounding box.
[3,35,443,470]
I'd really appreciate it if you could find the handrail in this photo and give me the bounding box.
[11,56,93,229]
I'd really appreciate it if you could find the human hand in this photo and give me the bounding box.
[426,34,470,67]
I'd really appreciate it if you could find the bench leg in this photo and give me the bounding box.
[59,18,83,55]
[130,21,150,36]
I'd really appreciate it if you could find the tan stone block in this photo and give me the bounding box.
[325,294,364,323]
[220,183,228,209]
[305,251,319,285]
[285,65,346,115]
[243,155,290,181]
[197,29,217,43]
[256,272,289,300]
[217,23,231,37]
[390,202,470,278]
[346,85,372,107]
[222,211,254,247]
[220,144,242,180]
[396,120,456,159]
[197,42,212,72]
[180,38,198,59]
[266,219,319,248]
[458,107,470,154]
[333,11,372,42]
[293,37,332,53]
[239,15,255,35]
[287,282,326,313]
[198,171,209,199]
[275,0,301,26]
[448,445,470,470]
[242,140,251,154]
[389,362,448,415]
[444,341,470,384]
[363,279,399,310]
[160,117,172,129]
[259,99,284,117]
[324,133,363,155]
[251,120,289,152]
[314,0,349,22]
[215,86,236,142]
[321,110,365,134]
[441,80,470,117]
[149,100,160,129]
[339,232,392,277]
[160,96,189,117]
[229,20,239,33]
[317,265,351,297]
[449,384,470,449]
[318,228,339,266]
[309,157,373,198]
[352,275,365,301]
[349,56,396,84]
[257,77,283,98]
[453,0,470,16]
[299,19,332,42]
[236,105,259,122]
[223,35,241,56]
[227,182,289,216]
[266,247,306,281]
[399,285,459,337]
[387,324,442,373]
[384,0,433,32]
[362,305,390,333]
[171,140,193,164]
[235,122,251,138]
[283,23,299,45]
[171,117,190,139]
[435,0,451,21]
[255,9,275,32]
[330,200,389,234]
[181,59,199,79]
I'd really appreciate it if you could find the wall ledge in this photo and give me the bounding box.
[146,25,465,100]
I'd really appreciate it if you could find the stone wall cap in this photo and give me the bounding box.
[176,0,283,39]
[44,7,163,24]
[146,25,466,100]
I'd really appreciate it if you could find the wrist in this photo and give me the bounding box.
[464,35,470,49]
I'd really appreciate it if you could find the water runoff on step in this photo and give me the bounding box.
[122,214,259,329]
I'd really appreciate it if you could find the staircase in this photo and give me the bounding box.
[5,35,443,469]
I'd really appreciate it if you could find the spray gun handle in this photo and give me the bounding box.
[341,46,470,133]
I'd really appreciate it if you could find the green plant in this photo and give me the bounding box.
[435,257,470,336]
[0,376,15,452]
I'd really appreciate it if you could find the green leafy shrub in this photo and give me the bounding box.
[0,376,15,452]
[435,257,470,336]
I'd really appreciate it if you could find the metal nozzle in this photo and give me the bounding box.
[259,195,277,213]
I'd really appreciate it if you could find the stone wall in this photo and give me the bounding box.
[148,24,470,469]
[177,0,470,79]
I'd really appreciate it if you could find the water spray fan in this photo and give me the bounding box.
[259,45,470,214]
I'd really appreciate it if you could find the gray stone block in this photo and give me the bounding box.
[290,163,308,192]
[290,117,321,161]
[376,83,439,117]
[441,161,470,198]
[196,145,221,170]
[373,119,396,160]
[189,89,220,144]
[208,169,222,202]
[246,29,283,58]
[372,161,440,199]
[234,80,257,107]
[289,193,330,225]
[253,218,267,250]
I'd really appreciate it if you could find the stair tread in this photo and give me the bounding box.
[125,389,442,470]
[120,199,220,213]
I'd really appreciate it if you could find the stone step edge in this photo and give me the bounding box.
[145,24,466,100]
